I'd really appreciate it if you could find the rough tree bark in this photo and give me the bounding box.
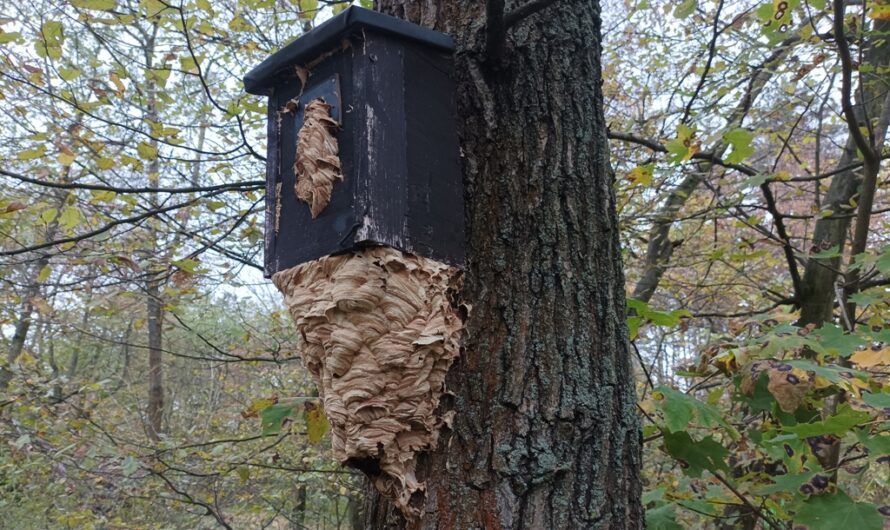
[362,1,643,528]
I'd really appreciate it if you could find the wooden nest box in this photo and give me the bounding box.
[244,6,465,277]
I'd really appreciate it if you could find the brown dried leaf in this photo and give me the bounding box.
[851,346,890,368]
[5,201,26,213]
[740,359,815,412]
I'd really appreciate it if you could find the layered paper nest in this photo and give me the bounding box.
[294,98,343,218]
[272,246,463,517]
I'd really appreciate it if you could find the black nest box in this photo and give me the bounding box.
[244,7,464,277]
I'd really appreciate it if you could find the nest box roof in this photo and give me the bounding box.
[243,6,454,95]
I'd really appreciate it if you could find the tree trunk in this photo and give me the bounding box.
[365,1,642,528]
[143,21,165,442]
[798,18,890,326]
[146,277,164,441]
[1,188,66,390]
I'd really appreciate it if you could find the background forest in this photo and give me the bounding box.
[1,0,889,528]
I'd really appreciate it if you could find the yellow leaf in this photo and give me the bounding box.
[851,346,890,368]
[305,405,329,444]
[16,351,36,365]
[37,265,51,283]
[136,142,158,160]
[682,141,700,162]
[17,145,46,160]
[870,4,890,20]
[110,72,125,95]
[58,152,75,166]
[626,164,654,187]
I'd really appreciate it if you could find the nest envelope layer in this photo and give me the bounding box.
[294,98,342,218]
[272,246,463,517]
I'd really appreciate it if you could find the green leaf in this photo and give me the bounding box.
[627,315,642,340]
[742,173,770,189]
[655,386,731,434]
[58,206,82,231]
[35,21,64,60]
[58,67,82,81]
[627,299,690,328]
[14,434,31,449]
[855,429,890,456]
[70,0,117,10]
[172,258,199,273]
[723,128,754,164]
[673,0,697,18]
[875,246,890,274]
[121,456,139,477]
[656,388,694,433]
[795,491,883,530]
[40,208,58,224]
[665,124,697,163]
[663,431,729,477]
[756,470,817,495]
[784,404,870,438]
[646,505,683,530]
[299,0,318,19]
[786,360,866,383]
[0,30,21,44]
[260,404,295,435]
[807,324,863,357]
[862,391,890,409]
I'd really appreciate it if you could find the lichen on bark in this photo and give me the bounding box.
[272,246,464,518]
[294,98,342,218]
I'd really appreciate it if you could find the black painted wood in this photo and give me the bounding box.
[250,10,464,277]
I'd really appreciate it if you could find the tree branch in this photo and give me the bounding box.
[712,472,784,530]
[681,0,724,124]
[833,0,878,167]
[0,168,263,195]
[759,182,803,299]
[485,0,506,61]
[504,0,561,29]
[0,190,235,257]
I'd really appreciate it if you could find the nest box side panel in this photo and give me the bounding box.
[270,51,358,275]
[264,89,280,277]
[403,45,465,266]
[351,33,409,252]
